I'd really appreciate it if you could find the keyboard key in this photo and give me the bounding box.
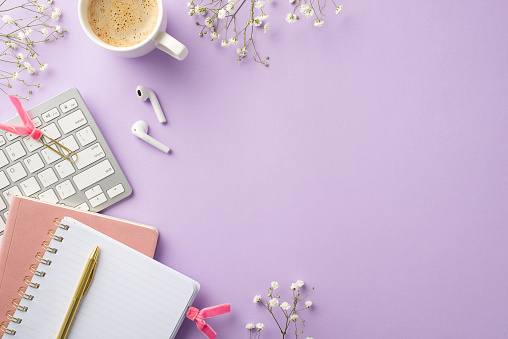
[3,186,21,205]
[107,184,125,199]
[0,172,9,189]
[38,168,58,187]
[41,147,60,164]
[6,162,27,182]
[41,123,62,140]
[0,136,5,146]
[59,135,79,152]
[38,189,58,204]
[85,185,103,199]
[55,180,76,200]
[6,141,26,161]
[0,150,8,168]
[75,202,90,211]
[5,132,18,141]
[24,154,45,173]
[55,160,76,179]
[73,159,114,190]
[23,136,44,152]
[75,143,105,170]
[76,126,96,146]
[60,98,78,113]
[89,193,107,208]
[31,117,42,128]
[41,108,60,122]
[58,110,87,134]
[0,197,5,211]
[20,177,41,196]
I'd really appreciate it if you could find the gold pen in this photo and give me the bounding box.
[57,246,99,339]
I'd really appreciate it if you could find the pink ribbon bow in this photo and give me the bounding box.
[186,303,231,339]
[0,96,42,140]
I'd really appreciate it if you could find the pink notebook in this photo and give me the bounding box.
[0,196,158,327]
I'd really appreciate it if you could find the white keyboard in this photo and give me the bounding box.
[0,88,132,234]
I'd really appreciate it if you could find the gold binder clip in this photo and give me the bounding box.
[39,134,78,163]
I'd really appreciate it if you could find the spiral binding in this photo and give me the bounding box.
[0,218,70,336]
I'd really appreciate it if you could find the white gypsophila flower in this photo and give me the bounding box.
[6,41,15,49]
[2,15,13,24]
[229,37,239,45]
[305,300,312,308]
[221,40,229,48]
[17,53,24,61]
[314,19,324,27]
[197,6,207,15]
[290,282,298,290]
[271,281,279,289]
[246,323,255,330]
[296,280,304,288]
[229,0,237,3]
[54,7,61,15]
[290,314,299,321]
[17,32,25,41]
[41,28,49,35]
[36,4,47,13]
[268,298,279,307]
[218,9,227,19]
[23,61,31,69]
[285,13,297,23]
[300,5,314,18]
[307,337,314,339]
[237,47,246,57]
[47,0,53,3]
[40,64,48,71]
[255,1,265,9]
[55,25,62,33]
[289,0,296,3]
[267,0,274,2]
[260,13,268,21]
[335,5,343,14]
[25,28,33,37]
[29,52,36,58]
[264,23,269,33]
[225,3,234,12]
[280,302,291,310]
[253,17,262,26]
[51,12,59,21]
[27,67,35,74]
[253,295,261,302]
[188,8,195,15]
[12,72,19,80]
[204,17,213,27]
[211,32,219,40]
[187,1,194,7]
[256,323,264,330]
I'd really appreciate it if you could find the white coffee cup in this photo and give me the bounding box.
[78,0,188,60]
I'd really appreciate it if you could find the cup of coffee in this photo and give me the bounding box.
[78,0,188,60]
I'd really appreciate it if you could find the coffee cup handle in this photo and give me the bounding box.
[154,31,188,61]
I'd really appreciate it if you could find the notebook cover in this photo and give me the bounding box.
[0,196,158,324]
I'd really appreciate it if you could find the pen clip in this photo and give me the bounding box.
[39,134,78,163]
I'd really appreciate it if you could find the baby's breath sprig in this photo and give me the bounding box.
[248,280,315,338]
[0,0,66,100]
[188,0,343,66]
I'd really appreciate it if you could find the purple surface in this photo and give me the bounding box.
[3,0,507,338]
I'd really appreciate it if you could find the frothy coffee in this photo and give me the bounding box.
[88,0,158,48]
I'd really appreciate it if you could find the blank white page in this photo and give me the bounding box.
[7,217,199,338]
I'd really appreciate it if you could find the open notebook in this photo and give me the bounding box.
[3,217,199,338]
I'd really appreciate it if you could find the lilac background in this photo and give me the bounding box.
[3,0,508,338]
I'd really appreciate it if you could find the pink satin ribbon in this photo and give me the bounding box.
[0,96,42,140]
[186,304,231,339]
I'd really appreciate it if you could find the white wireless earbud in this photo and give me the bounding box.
[136,85,166,123]
[131,120,170,153]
